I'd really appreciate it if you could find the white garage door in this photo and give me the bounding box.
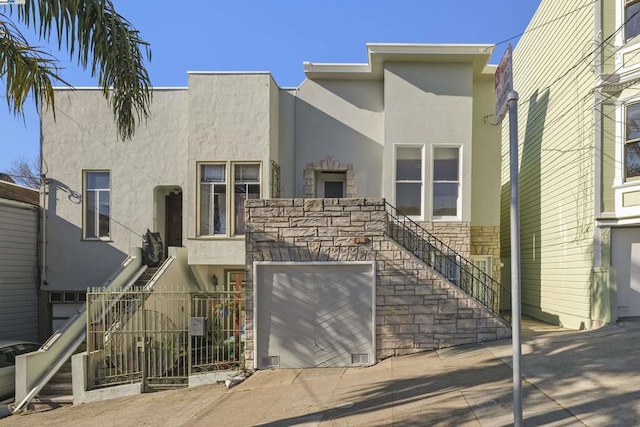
[612,227,640,317]
[254,262,375,369]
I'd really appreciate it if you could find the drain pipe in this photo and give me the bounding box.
[39,176,48,289]
[39,111,48,291]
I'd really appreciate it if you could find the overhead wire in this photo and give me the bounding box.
[500,0,640,182]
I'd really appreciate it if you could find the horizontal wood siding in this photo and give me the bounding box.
[502,0,596,328]
[0,204,38,341]
[601,0,616,75]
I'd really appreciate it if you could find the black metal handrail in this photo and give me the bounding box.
[385,202,511,323]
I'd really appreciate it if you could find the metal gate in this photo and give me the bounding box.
[86,288,245,391]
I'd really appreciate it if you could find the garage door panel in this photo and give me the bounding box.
[315,266,373,367]
[256,263,374,369]
[257,268,315,368]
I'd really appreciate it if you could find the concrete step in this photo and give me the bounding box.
[133,267,160,290]
[35,341,86,401]
[40,382,73,396]
[46,371,72,384]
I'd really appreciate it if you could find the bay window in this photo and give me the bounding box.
[626,102,640,181]
[626,0,640,41]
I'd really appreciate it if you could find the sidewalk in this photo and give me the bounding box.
[1,318,639,426]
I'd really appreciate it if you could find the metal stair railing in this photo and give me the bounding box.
[99,256,175,347]
[385,202,511,323]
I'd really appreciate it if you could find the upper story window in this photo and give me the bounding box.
[234,164,260,234]
[84,171,110,239]
[432,147,460,219]
[625,102,640,181]
[200,164,227,235]
[395,146,423,217]
[199,162,261,237]
[626,0,640,41]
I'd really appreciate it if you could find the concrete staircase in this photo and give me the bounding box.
[27,343,87,411]
[24,270,160,412]
[132,267,159,290]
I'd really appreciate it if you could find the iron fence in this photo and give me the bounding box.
[86,289,245,391]
[385,202,511,323]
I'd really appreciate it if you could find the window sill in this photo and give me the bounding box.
[82,238,113,242]
[613,180,640,190]
[190,235,245,240]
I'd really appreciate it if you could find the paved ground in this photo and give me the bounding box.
[1,317,640,426]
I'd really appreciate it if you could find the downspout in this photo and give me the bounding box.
[39,180,47,289]
[593,0,603,268]
[39,105,48,288]
[592,0,607,326]
[293,86,299,197]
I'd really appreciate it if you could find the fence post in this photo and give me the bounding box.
[141,290,147,390]
[187,291,192,377]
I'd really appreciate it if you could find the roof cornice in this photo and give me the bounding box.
[303,43,495,80]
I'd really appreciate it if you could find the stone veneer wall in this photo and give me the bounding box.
[416,221,471,258]
[244,198,510,367]
[470,226,501,281]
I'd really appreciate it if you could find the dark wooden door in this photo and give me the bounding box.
[165,192,182,254]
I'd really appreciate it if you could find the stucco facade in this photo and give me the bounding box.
[40,43,503,346]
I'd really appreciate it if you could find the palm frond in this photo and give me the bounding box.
[0,16,69,118]
[16,0,152,140]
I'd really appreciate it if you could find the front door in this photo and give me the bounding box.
[165,192,182,255]
[316,172,346,198]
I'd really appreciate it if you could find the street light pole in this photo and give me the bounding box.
[507,90,522,427]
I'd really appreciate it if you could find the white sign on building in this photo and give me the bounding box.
[495,44,513,124]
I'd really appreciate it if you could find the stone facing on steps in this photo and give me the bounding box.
[244,198,510,367]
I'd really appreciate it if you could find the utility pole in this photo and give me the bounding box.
[495,44,522,427]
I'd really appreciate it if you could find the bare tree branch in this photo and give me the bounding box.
[6,156,40,189]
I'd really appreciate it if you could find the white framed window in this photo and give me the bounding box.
[84,171,110,239]
[234,164,260,235]
[395,146,423,217]
[625,102,640,181]
[198,162,260,237]
[200,164,227,235]
[432,147,461,220]
[626,0,640,41]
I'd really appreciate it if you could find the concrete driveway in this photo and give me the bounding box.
[1,318,639,426]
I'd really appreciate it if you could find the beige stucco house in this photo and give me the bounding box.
[37,43,506,381]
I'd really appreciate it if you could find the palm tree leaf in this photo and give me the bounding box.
[15,0,152,140]
[0,17,69,118]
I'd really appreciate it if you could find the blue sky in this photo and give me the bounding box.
[0,0,541,174]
